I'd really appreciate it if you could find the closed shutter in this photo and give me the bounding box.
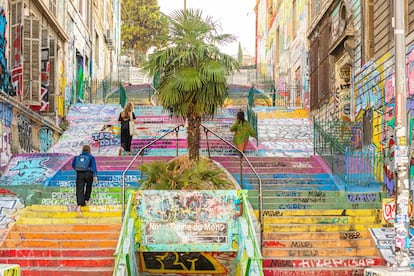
[10,1,23,99]
[48,38,57,113]
[23,17,41,105]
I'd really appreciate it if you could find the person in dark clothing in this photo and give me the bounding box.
[118,102,136,156]
[72,145,98,216]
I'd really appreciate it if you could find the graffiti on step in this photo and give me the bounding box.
[139,252,232,274]
[2,154,70,185]
[264,257,385,268]
[346,193,379,203]
[91,131,119,148]
[0,197,23,231]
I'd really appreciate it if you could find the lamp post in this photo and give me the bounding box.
[393,0,411,270]
[184,0,186,10]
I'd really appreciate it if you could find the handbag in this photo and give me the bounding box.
[129,120,139,136]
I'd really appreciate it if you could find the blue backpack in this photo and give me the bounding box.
[74,154,91,171]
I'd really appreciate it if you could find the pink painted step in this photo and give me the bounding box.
[263,268,366,276]
[0,248,114,258]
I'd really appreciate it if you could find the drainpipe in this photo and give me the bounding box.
[392,0,410,270]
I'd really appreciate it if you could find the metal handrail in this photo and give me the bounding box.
[201,123,264,248]
[121,124,184,218]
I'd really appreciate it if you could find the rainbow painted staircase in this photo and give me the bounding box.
[214,155,387,276]
[0,205,121,275]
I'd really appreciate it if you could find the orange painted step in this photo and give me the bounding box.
[0,248,114,258]
[2,238,117,248]
[0,256,114,267]
[12,223,121,232]
[20,267,113,276]
[7,231,119,240]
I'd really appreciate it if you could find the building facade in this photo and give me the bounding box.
[0,0,119,170]
[255,0,310,110]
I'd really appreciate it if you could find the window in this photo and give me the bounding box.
[23,17,41,105]
[362,0,374,63]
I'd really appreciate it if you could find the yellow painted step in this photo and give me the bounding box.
[262,246,381,258]
[263,223,382,233]
[25,205,122,212]
[20,210,121,219]
[264,238,376,248]
[16,216,121,225]
[263,230,372,240]
[263,215,379,224]
[259,209,381,217]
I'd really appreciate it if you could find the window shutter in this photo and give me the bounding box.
[10,1,24,99]
[48,38,57,113]
[23,17,41,105]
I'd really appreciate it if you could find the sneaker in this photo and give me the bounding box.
[85,200,89,206]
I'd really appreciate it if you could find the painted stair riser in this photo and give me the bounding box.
[12,224,121,232]
[7,231,119,240]
[263,216,380,224]
[263,230,372,240]
[0,257,114,267]
[2,239,118,248]
[263,268,366,276]
[249,190,384,199]
[246,185,338,191]
[19,268,113,276]
[263,224,382,233]
[258,209,381,217]
[16,216,122,225]
[248,196,382,204]
[250,202,382,210]
[226,167,327,174]
[20,210,122,218]
[262,247,381,257]
[263,238,377,248]
[262,257,387,268]
[0,248,115,257]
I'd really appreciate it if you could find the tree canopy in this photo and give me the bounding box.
[143,9,240,160]
[121,0,168,62]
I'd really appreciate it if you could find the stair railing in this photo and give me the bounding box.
[201,123,264,248]
[121,124,185,218]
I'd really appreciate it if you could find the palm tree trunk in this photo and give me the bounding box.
[187,105,201,161]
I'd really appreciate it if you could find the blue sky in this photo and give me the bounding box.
[157,0,256,56]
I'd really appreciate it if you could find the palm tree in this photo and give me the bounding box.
[143,9,239,160]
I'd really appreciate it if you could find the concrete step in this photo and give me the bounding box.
[12,223,121,232]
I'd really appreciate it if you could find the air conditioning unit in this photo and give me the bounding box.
[105,29,113,46]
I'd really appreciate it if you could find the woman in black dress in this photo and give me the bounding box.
[118,102,136,156]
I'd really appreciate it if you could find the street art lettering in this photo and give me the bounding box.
[17,114,32,153]
[91,131,119,148]
[341,232,362,240]
[346,193,378,203]
[139,252,228,274]
[145,222,227,244]
[8,158,47,185]
[39,127,53,152]
[266,257,380,268]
